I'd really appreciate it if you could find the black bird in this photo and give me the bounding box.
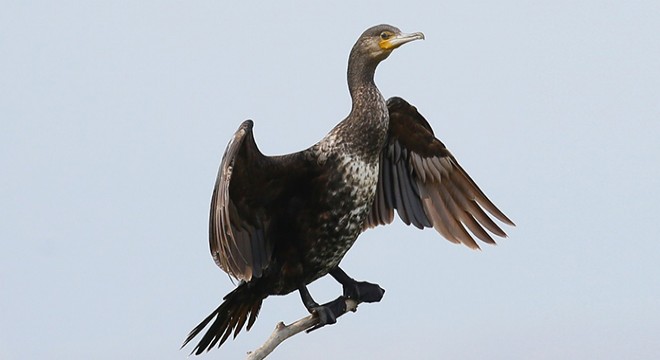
[183,24,514,354]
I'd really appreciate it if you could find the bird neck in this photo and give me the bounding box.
[329,53,387,162]
[347,52,378,99]
[346,47,385,124]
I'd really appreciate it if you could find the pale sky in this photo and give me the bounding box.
[2,1,660,359]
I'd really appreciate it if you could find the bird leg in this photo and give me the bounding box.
[298,284,347,332]
[330,267,385,303]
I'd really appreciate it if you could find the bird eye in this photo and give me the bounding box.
[380,32,391,40]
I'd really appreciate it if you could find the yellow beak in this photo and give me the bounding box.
[379,32,425,50]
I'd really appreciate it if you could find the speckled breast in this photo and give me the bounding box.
[300,88,389,284]
[302,151,380,282]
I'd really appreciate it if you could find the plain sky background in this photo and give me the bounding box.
[2,1,659,359]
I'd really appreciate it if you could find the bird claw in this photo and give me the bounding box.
[343,281,385,303]
[307,296,347,333]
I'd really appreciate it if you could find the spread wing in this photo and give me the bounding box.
[365,97,515,249]
[210,120,274,281]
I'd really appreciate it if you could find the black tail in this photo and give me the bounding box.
[182,282,265,355]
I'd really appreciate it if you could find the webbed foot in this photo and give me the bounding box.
[330,267,386,303]
[307,296,347,332]
[343,281,385,303]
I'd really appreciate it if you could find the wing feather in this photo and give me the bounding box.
[389,150,409,225]
[209,120,275,281]
[365,97,514,248]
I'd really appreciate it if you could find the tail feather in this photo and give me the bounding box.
[232,303,250,338]
[182,283,265,355]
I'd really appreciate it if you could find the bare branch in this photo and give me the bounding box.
[246,299,359,360]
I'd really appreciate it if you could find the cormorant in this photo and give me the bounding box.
[183,24,514,354]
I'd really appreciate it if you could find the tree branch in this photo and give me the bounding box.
[245,299,359,360]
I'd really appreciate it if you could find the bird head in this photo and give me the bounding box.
[352,24,425,63]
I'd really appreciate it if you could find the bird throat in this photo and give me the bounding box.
[345,86,388,161]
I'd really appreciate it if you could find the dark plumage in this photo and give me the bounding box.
[183,24,515,355]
